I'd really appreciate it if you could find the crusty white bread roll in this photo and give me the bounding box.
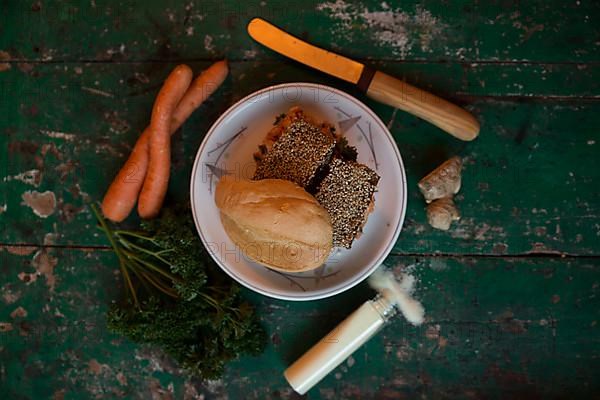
[215,176,333,272]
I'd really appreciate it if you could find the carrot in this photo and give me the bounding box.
[137,64,193,219]
[101,61,229,222]
[100,126,153,222]
[171,60,229,130]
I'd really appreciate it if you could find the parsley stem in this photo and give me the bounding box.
[90,204,139,308]
[122,250,181,284]
[117,235,172,265]
[113,230,157,242]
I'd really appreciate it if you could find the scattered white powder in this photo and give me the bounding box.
[368,268,425,325]
[317,0,446,57]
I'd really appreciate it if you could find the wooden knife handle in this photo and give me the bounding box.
[365,71,480,141]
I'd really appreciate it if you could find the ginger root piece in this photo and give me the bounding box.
[418,156,462,203]
[426,197,460,231]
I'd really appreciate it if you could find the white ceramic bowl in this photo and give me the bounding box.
[190,83,406,301]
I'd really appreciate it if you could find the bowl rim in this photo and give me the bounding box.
[190,82,407,301]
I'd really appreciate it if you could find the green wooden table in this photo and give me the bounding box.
[1,1,599,398]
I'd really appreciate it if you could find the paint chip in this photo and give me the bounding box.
[10,306,27,319]
[1,286,20,304]
[425,324,440,339]
[0,50,10,72]
[0,322,13,332]
[5,246,37,256]
[31,249,58,290]
[18,272,38,284]
[43,232,59,245]
[116,372,127,386]
[88,359,108,375]
[21,190,56,218]
[3,169,42,187]
[40,129,77,141]
[317,1,446,57]
[204,35,214,52]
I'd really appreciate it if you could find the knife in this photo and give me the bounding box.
[247,18,480,141]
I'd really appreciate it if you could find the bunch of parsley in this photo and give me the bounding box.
[92,205,266,379]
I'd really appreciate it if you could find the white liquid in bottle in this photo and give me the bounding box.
[284,295,397,395]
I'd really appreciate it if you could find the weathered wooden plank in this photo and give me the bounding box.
[1,0,599,63]
[1,62,599,254]
[1,249,598,398]
[0,2,597,400]
[3,60,599,99]
[376,61,600,99]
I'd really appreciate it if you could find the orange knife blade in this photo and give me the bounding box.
[247,17,368,86]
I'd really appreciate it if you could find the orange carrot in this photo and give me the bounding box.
[137,64,193,219]
[170,60,229,128]
[100,126,153,222]
[101,61,229,222]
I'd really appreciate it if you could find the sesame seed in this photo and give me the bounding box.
[254,119,335,188]
[315,159,380,248]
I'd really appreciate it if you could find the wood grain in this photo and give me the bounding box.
[1,0,599,398]
[1,63,598,255]
[366,71,480,140]
[0,249,598,398]
[1,1,598,63]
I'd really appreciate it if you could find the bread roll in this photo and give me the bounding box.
[215,176,333,272]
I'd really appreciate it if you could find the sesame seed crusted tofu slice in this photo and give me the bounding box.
[253,107,336,190]
[315,158,380,248]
